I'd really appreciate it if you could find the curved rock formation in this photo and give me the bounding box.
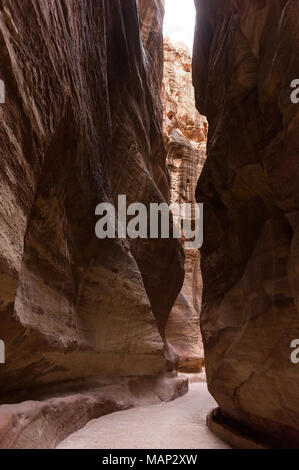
[194,0,299,447]
[0,0,184,404]
[163,39,207,372]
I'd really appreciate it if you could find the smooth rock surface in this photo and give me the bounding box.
[194,0,299,447]
[0,0,184,400]
[0,375,188,449]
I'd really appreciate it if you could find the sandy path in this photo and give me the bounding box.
[57,382,230,449]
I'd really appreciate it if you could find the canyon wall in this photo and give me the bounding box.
[163,39,207,372]
[194,0,299,447]
[0,0,184,401]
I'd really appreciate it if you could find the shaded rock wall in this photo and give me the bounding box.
[0,0,184,399]
[139,0,165,101]
[163,39,207,372]
[194,0,299,446]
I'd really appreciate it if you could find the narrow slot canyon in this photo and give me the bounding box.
[0,0,298,452]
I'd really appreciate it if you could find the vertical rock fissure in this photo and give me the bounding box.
[162,38,207,373]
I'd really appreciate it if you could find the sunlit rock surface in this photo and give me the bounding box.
[163,39,207,372]
[163,39,207,143]
[194,0,299,447]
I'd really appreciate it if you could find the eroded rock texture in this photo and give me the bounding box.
[0,375,188,449]
[163,39,207,372]
[194,0,299,447]
[0,0,184,400]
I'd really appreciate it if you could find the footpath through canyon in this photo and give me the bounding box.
[58,33,216,451]
[0,0,207,449]
[57,382,229,450]
[0,0,298,450]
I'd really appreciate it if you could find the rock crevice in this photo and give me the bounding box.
[163,39,207,372]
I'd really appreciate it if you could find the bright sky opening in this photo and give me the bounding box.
[163,0,196,53]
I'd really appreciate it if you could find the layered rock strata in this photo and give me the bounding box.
[163,39,207,372]
[194,0,299,447]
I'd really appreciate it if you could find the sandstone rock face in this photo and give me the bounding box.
[139,0,165,100]
[0,0,184,401]
[163,40,208,143]
[194,0,299,447]
[0,375,188,449]
[163,39,207,372]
